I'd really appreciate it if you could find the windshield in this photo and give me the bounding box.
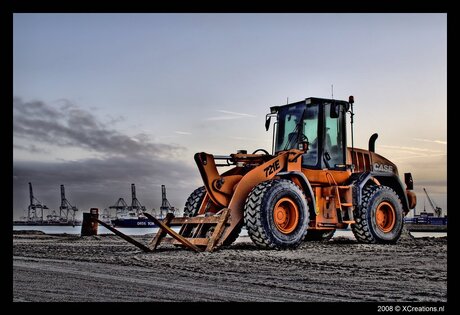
[275,103,319,166]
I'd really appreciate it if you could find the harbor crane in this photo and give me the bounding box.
[109,197,129,215]
[27,182,48,222]
[159,185,176,218]
[423,188,442,217]
[59,185,78,223]
[129,183,146,215]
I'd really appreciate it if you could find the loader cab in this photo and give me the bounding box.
[269,97,349,170]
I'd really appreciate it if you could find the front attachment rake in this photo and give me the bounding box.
[91,209,231,253]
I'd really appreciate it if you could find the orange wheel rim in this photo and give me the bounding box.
[375,201,396,233]
[273,197,299,234]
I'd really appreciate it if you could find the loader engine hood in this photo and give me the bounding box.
[371,152,398,175]
[346,147,398,176]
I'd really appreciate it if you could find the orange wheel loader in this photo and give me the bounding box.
[101,96,417,252]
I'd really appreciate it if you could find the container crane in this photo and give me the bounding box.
[59,184,78,223]
[27,182,48,223]
[159,185,176,219]
[109,197,128,215]
[128,183,146,215]
[423,188,442,217]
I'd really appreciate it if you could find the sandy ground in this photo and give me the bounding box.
[13,230,447,302]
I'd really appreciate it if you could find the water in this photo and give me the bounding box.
[13,225,446,238]
[12,225,159,236]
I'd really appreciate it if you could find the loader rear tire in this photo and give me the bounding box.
[244,179,309,249]
[183,186,242,246]
[304,229,335,241]
[184,186,206,217]
[351,185,403,244]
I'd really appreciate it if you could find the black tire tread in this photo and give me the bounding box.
[244,179,308,249]
[183,186,242,246]
[351,185,402,244]
[183,186,206,217]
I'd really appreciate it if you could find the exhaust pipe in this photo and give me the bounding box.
[369,133,378,152]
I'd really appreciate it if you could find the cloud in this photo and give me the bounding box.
[12,97,203,219]
[13,97,184,158]
[13,155,202,219]
[379,144,446,161]
[228,136,266,142]
[380,144,444,154]
[175,131,192,135]
[13,143,49,154]
[391,153,446,161]
[415,179,447,189]
[206,109,256,121]
[216,110,256,117]
[413,138,447,145]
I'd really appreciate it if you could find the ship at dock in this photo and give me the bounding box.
[404,188,447,232]
[13,183,82,226]
[111,212,156,227]
[110,184,176,228]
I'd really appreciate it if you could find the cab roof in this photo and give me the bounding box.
[270,97,350,114]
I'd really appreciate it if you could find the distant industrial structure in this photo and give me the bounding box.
[14,183,81,226]
[404,187,446,232]
[159,184,176,218]
[422,188,442,217]
[128,183,147,214]
[14,182,178,228]
[109,183,146,217]
[109,197,129,214]
[110,184,177,227]
[59,184,79,224]
[27,182,48,223]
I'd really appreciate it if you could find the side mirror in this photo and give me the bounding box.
[330,102,340,118]
[404,173,414,190]
[265,116,271,131]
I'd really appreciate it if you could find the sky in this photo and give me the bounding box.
[13,13,447,219]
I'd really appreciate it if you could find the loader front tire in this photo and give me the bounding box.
[184,186,206,217]
[244,179,309,249]
[183,186,242,246]
[351,185,403,244]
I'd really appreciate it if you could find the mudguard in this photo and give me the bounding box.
[350,171,411,214]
